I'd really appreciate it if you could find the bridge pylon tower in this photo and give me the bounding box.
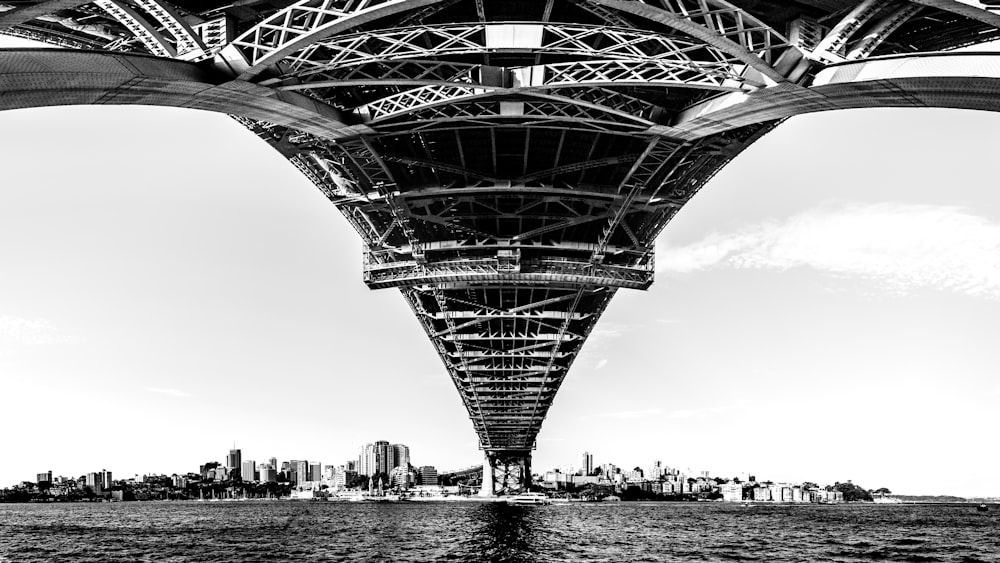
[3,0,1000,494]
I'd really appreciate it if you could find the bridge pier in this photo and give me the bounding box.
[479,451,532,497]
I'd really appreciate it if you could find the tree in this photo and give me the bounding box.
[347,474,368,490]
[832,482,873,502]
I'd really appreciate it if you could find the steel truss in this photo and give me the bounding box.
[612,0,789,64]
[92,0,210,61]
[222,0,435,76]
[284,23,739,74]
[8,0,1000,494]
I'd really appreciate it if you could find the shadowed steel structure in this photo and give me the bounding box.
[3,0,1000,494]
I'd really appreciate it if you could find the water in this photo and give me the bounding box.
[0,501,997,562]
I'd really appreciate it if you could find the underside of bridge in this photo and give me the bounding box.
[3,0,1000,494]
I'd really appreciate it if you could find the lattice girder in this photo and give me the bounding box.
[404,283,613,452]
[283,22,738,75]
[7,0,1000,495]
[220,0,443,77]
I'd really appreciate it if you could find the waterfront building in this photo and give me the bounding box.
[418,466,438,486]
[241,460,256,482]
[389,466,413,489]
[227,448,241,471]
[582,452,594,476]
[36,471,52,484]
[100,470,112,490]
[333,470,356,490]
[721,483,743,502]
[792,486,806,502]
[768,484,782,501]
[752,487,771,502]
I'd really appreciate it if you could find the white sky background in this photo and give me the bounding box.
[1,44,1000,497]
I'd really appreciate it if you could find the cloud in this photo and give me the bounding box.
[146,387,191,398]
[594,359,609,370]
[0,316,73,348]
[600,408,662,420]
[657,202,1000,299]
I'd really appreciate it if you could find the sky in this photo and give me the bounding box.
[1,45,1000,498]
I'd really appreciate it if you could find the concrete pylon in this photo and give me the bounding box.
[478,455,494,497]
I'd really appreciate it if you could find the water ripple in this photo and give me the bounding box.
[0,502,998,562]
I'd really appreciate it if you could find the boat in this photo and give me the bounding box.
[978,504,989,512]
[506,492,551,505]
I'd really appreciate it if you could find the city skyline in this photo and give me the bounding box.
[8,441,887,495]
[1,41,999,497]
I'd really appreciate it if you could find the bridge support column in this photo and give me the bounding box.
[479,451,532,497]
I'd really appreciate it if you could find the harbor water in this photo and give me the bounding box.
[1,501,997,562]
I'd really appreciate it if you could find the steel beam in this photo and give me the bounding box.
[674,53,1000,140]
[0,1,88,28]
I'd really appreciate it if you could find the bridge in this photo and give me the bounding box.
[2,0,1000,495]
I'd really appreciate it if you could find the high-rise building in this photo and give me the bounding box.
[345,460,357,472]
[358,441,411,476]
[227,448,242,471]
[86,472,103,493]
[582,452,594,476]
[418,466,438,486]
[36,471,52,484]
[242,460,256,482]
[259,464,277,483]
[296,460,310,484]
[269,458,277,472]
[358,441,385,476]
[647,461,663,481]
[393,444,410,472]
[100,469,112,490]
[309,462,322,482]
